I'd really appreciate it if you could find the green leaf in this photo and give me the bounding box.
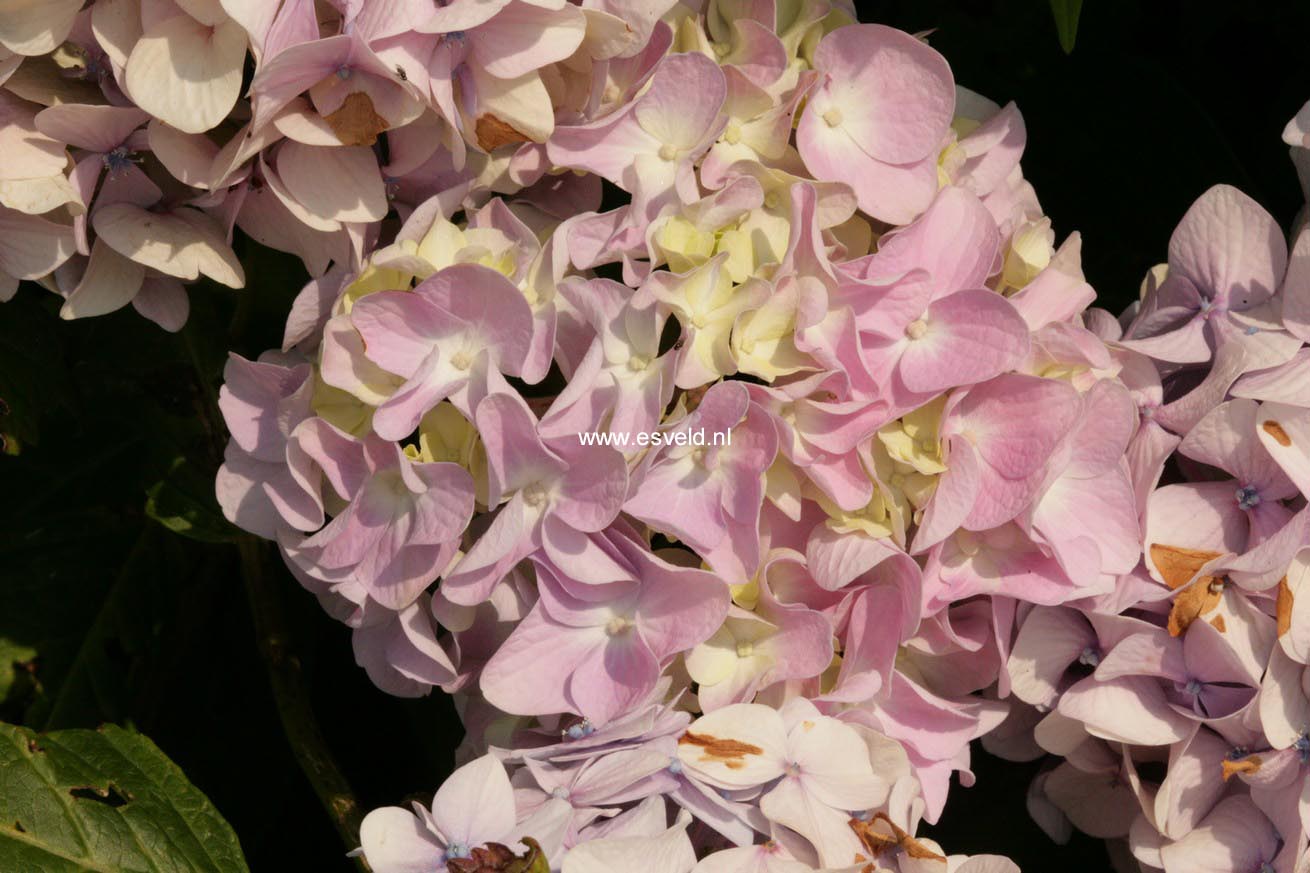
[0,721,249,872]
[146,457,238,543]
[1049,0,1084,53]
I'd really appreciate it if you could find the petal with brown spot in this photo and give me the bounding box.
[678,731,764,770]
[1263,420,1292,446]
[1168,577,1224,637]
[324,91,390,147]
[1150,543,1224,590]
[850,813,946,863]
[1277,577,1293,637]
[476,114,529,151]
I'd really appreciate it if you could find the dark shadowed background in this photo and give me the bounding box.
[2,1,1308,869]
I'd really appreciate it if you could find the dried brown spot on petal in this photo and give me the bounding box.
[1277,577,1293,637]
[679,731,763,770]
[1221,755,1262,781]
[476,114,529,151]
[850,813,946,864]
[682,384,711,414]
[325,91,390,147]
[1210,614,1227,633]
[1263,420,1292,446]
[1150,543,1224,590]
[1168,576,1224,637]
[446,837,547,873]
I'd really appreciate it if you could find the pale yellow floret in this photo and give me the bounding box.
[654,216,720,274]
[310,375,375,437]
[338,262,415,313]
[999,217,1056,294]
[1141,263,1169,301]
[729,578,761,611]
[878,396,947,476]
[416,403,481,467]
[417,216,519,278]
[685,616,776,690]
[936,136,966,189]
[815,483,894,540]
[731,284,811,382]
[763,457,804,521]
[827,214,874,260]
[671,11,714,56]
[951,116,984,139]
[655,258,764,383]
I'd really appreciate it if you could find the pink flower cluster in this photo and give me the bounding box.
[114,0,1300,869]
[986,119,1310,870]
[205,1,1119,867]
[11,0,1310,868]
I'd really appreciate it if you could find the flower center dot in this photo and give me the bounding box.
[659,144,678,161]
[102,146,136,175]
[822,108,843,127]
[736,641,754,658]
[905,319,929,340]
[605,616,633,636]
[1235,485,1261,510]
[522,482,549,507]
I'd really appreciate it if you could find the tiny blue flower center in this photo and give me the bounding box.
[1235,485,1262,510]
[1295,733,1309,764]
[667,758,683,775]
[446,842,471,860]
[1185,678,1203,696]
[1077,647,1101,668]
[335,65,352,80]
[564,719,595,740]
[551,786,570,800]
[102,146,136,176]
[1245,325,1260,336]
